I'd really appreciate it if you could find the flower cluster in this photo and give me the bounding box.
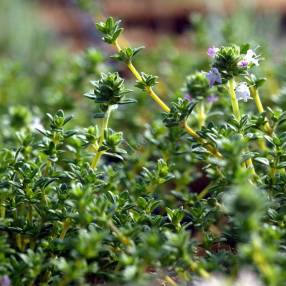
[205,45,260,102]
[238,49,259,68]
[0,10,285,286]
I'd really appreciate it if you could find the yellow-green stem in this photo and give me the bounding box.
[188,260,209,279]
[245,158,256,176]
[184,121,200,140]
[250,86,272,135]
[127,62,142,81]
[198,183,212,199]
[127,60,171,112]
[0,202,5,218]
[107,220,132,246]
[91,107,111,169]
[146,85,170,112]
[114,40,222,159]
[198,102,206,129]
[199,268,210,279]
[184,121,222,158]
[165,276,178,286]
[250,87,285,177]
[28,205,33,223]
[252,237,276,285]
[91,149,102,169]
[16,234,23,251]
[228,79,256,176]
[59,218,71,240]
[228,78,241,121]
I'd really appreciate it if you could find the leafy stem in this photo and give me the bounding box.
[59,218,71,240]
[252,236,277,286]
[114,40,221,158]
[0,201,5,218]
[228,78,256,176]
[184,121,222,158]
[197,102,206,129]
[228,78,241,121]
[164,276,178,286]
[250,86,272,135]
[115,40,171,113]
[107,220,133,246]
[91,107,111,169]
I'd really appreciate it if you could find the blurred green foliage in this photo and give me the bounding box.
[1,1,286,286]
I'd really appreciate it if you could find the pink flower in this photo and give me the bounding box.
[238,60,249,67]
[207,46,219,58]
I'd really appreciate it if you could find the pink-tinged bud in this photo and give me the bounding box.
[207,46,219,58]
[238,60,249,67]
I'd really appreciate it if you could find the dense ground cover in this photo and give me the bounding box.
[1,2,286,285]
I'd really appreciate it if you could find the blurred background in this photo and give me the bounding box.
[2,0,286,55]
[1,0,286,126]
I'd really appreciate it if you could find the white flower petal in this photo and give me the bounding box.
[235,82,251,102]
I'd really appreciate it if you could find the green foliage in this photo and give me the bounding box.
[213,45,244,81]
[184,72,210,101]
[111,46,145,63]
[96,17,123,44]
[141,159,174,187]
[100,128,126,160]
[85,72,136,113]
[162,98,196,127]
[246,73,267,88]
[135,72,158,90]
[1,6,286,286]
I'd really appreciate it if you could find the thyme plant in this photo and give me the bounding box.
[0,15,286,286]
